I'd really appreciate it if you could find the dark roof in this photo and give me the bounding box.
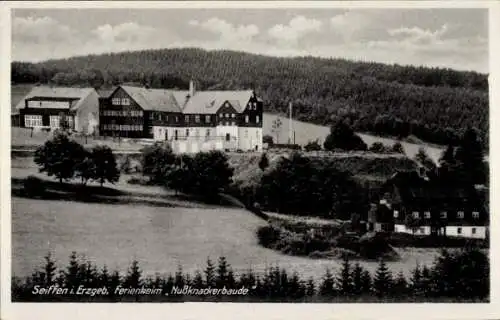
[384,170,482,209]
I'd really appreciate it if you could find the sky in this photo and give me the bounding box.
[11,8,489,73]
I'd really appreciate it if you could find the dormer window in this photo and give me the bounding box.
[457,211,465,219]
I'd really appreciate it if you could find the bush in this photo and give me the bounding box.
[23,175,45,197]
[141,142,176,184]
[304,140,322,151]
[323,120,368,152]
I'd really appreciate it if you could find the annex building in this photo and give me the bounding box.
[98,81,263,153]
[15,86,100,134]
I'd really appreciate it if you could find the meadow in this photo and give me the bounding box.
[11,156,440,282]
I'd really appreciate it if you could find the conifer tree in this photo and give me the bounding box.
[306,277,316,296]
[351,262,364,296]
[204,258,216,287]
[393,271,408,297]
[64,252,80,288]
[124,260,142,288]
[193,270,204,289]
[216,256,229,287]
[336,255,353,296]
[373,259,393,297]
[361,270,372,294]
[99,265,110,288]
[44,252,57,286]
[319,268,336,297]
[174,265,185,288]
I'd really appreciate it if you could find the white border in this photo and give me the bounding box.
[1,1,499,320]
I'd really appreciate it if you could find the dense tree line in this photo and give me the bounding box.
[12,248,488,302]
[255,152,368,219]
[12,48,488,146]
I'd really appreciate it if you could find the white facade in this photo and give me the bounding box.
[27,100,70,109]
[238,127,262,151]
[394,224,487,239]
[445,226,487,239]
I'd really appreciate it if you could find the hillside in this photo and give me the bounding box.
[11,48,488,146]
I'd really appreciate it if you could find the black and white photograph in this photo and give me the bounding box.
[1,1,497,317]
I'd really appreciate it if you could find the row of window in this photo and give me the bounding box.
[247,102,258,110]
[102,124,143,131]
[394,210,480,219]
[102,110,144,117]
[24,115,73,128]
[24,115,43,127]
[112,98,130,106]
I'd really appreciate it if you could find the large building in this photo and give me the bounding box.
[98,81,263,153]
[15,86,100,134]
[368,170,488,239]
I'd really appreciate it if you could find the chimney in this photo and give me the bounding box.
[189,80,195,97]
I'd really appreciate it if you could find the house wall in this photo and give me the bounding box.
[75,90,100,134]
[445,226,487,239]
[238,127,262,151]
[394,224,431,235]
[100,88,145,138]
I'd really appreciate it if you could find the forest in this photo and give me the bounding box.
[11,48,489,146]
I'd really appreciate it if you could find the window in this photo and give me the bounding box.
[232,121,236,126]
[393,210,399,218]
[205,115,211,123]
[149,112,154,120]
[232,113,236,118]
[112,98,121,105]
[412,211,419,219]
[148,126,153,135]
[252,102,257,109]
[245,130,248,138]
[139,111,144,117]
[24,115,43,127]
[185,115,189,122]
[245,115,249,123]
[206,129,210,137]
[195,115,200,123]
[256,115,260,123]
[186,129,189,137]
[158,114,162,121]
[472,227,477,234]
[472,211,480,219]
[419,227,425,233]
[457,227,462,234]
[457,211,465,219]
[121,98,130,105]
[440,211,447,219]
[49,115,60,128]
[195,129,199,138]
[225,113,229,118]
[424,211,431,219]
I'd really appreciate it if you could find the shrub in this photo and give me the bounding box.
[141,142,176,184]
[23,175,45,197]
[323,120,368,152]
[304,140,322,151]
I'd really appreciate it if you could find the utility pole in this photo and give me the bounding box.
[289,101,293,144]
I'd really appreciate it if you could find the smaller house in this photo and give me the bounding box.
[15,86,100,134]
[370,170,488,239]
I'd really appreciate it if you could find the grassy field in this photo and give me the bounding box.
[11,157,440,281]
[263,113,445,164]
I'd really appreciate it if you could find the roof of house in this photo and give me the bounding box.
[15,86,96,110]
[120,86,184,113]
[384,170,482,210]
[181,90,254,114]
[97,87,117,99]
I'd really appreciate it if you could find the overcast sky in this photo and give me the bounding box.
[11,8,489,73]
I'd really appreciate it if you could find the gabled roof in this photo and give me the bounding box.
[97,87,117,99]
[181,90,254,114]
[15,86,95,110]
[120,86,184,113]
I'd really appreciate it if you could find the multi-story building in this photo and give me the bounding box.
[368,170,488,239]
[15,86,100,134]
[99,81,263,153]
